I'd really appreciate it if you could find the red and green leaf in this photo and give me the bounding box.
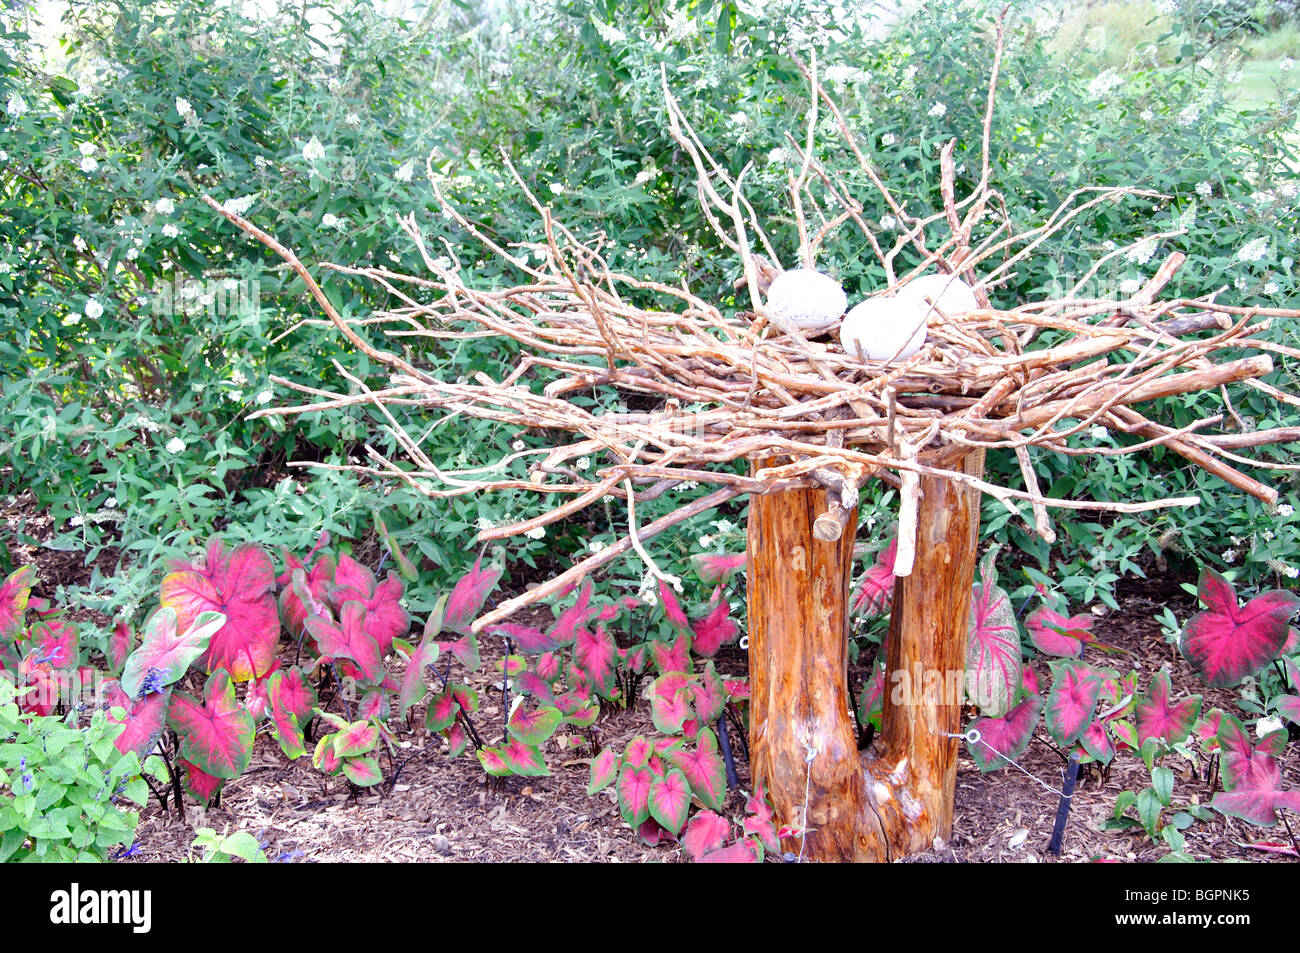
[328,555,411,655]
[476,746,512,777]
[964,549,1021,717]
[1213,752,1300,826]
[397,637,439,717]
[1026,604,1093,658]
[623,735,654,769]
[572,625,618,697]
[1045,660,1102,746]
[691,553,746,585]
[177,755,223,806]
[967,696,1043,772]
[852,538,896,616]
[121,607,225,698]
[333,720,379,758]
[160,537,280,681]
[616,763,654,826]
[112,688,172,758]
[437,633,481,671]
[500,737,550,777]
[426,689,461,733]
[1181,568,1300,687]
[546,579,594,648]
[651,672,694,734]
[668,727,728,810]
[107,621,134,676]
[650,631,692,676]
[167,670,255,779]
[342,757,383,787]
[1134,669,1202,747]
[306,601,383,684]
[683,810,731,861]
[692,662,727,723]
[692,588,738,658]
[508,705,562,746]
[648,767,692,835]
[1078,719,1115,765]
[0,565,35,643]
[443,557,502,636]
[658,580,693,635]
[587,747,621,795]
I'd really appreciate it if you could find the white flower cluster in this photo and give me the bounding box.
[1125,238,1158,265]
[1237,238,1269,263]
[1087,69,1123,98]
[302,136,325,162]
[592,18,627,44]
[222,195,256,216]
[395,158,415,183]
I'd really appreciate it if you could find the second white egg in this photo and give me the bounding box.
[839,296,928,363]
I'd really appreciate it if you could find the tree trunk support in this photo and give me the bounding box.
[746,451,984,862]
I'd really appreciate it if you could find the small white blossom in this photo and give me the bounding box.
[1237,238,1269,263]
[165,437,186,454]
[1264,281,1279,295]
[1257,715,1284,737]
[345,111,360,127]
[104,496,117,509]
[222,195,255,216]
[1126,238,1158,265]
[1176,104,1200,126]
[592,19,626,44]
[255,390,273,405]
[1090,425,1109,442]
[525,526,546,540]
[1222,548,1238,563]
[79,141,97,157]
[927,102,947,118]
[80,156,98,172]
[881,133,896,146]
[0,149,7,161]
[1140,108,1155,121]
[879,214,897,231]
[84,298,104,320]
[549,183,564,196]
[729,110,748,125]
[641,589,658,607]
[395,158,415,182]
[1276,504,1294,517]
[589,540,605,554]
[1195,180,1213,199]
[64,312,81,326]
[1281,57,1294,73]
[576,457,591,470]
[1088,69,1124,98]
[155,197,175,214]
[176,97,195,118]
[6,94,26,118]
[73,235,88,252]
[512,440,526,452]
[302,136,326,162]
[162,223,180,238]
[699,535,714,549]
[1119,278,1141,295]
[69,515,85,527]
[634,165,656,185]
[321,213,339,229]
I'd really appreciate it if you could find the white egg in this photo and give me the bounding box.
[839,296,928,363]
[893,273,979,320]
[764,268,847,333]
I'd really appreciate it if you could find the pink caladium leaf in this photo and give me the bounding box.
[270,709,307,761]
[268,667,316,726]
[1026,604,1093,658]
[668,726,728,810]
[160,537,280,681]
[536,651,564,682]
[743,786,781,852]
[650,631,692,676]
[1021,663,1041,697]
[444,722,468,759]
[1195,710,1225,753]
[246,663,277,721]
[29,617,79,672]
[107,621,134,677]
[624,735,654,768]
[395,636,438,717]
[121,607,226,698]
[1213,752,1300,826]
[857,659,886,725]
[546,579,594,648]
[0,565,35,645]
[333,720,379,758]
[517,669,558,707]
[852,538,896,616]
[658,580,693,634]
[1134,669,1202,747]
[112,687,173,758]
[1078,719,1115,765]
[638,818,669,847]
[691,588,738,658]
[1277,695,1300,726]
[651,672,694,734]
[620,645,648,675]
[1281,627,1300,657]
[508,705,562,746]
[312,735,344,775]
[177,756,223,806]
[964,549,1021,718]
[425,689,461,733]
[488,623,561,656]
[1215,711,1254,763]
[573,625,618,697]
[306,601,383,684]
[280,557,336,639]
[967,696,1043,772]
[476,746,511,777]
[327,554,410,655]
[442,556,503,636]
[1046,660,1103,746]
[1109,718,1138,752]
[699,839,760,863]
[617,763,654,826]
[560,697,600,728]
[1257,726,1288,759]
[1180,568,1300,687]
[437,633,480,671]
[691,553,747,586]
[692,661,727,723]
[683,810,732,861]
[342,757,383,787]
[648,767,692,835]
[587,747,621,795]
[167,670,255,779]
[724,677,750,701]
[497,738,550,776]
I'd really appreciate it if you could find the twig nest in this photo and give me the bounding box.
[839,296,928,362]
[894,273,979,319]
[764,268,847,333]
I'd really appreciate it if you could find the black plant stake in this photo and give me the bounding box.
[501,635,513,742]
[1048,751,1081,855]
[716,714,740,790]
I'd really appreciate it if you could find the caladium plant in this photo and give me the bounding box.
[1179,568,1299,688]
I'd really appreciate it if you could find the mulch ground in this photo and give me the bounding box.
[6,492,1299,863]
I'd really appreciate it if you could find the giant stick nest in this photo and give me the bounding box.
[204,32,1300,631]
